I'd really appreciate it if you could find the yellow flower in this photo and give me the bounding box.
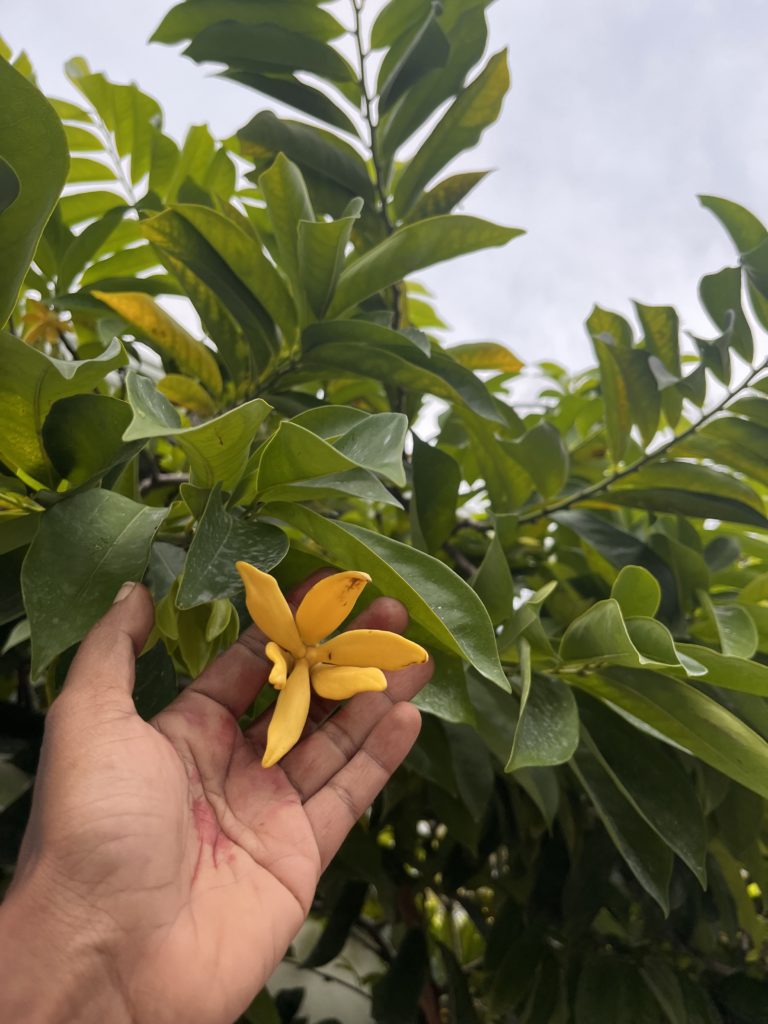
[235,562,429,767]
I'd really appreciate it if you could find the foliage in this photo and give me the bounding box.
[2,4,768,1021]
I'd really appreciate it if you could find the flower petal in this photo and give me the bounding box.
[262,658,311,768]
[236,561,303,656]
[265,641,292,689]
[311,664,387,701]
[295,570,371,645]
[310,629,428,670]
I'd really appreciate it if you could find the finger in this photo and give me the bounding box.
[245,596,409,749]
[177,570,334,718]
[305,702,422,871]
[64,582,155,707]
[265,657,433,801]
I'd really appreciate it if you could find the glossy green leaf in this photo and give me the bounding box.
[581,699,707,885]
[133,641,178,720]
[505,422,568,499]
[404,170,489,223]
[298,198,363,318]
[0,58,68,325]
[152,1,345,45]
[184,21,356,85]
[92,290,223,396]
[575,958,672,1023]
[240,112,374,203]
[0,333,126,487]
[42,394,138,487]
[575,665,768,800]
[259,153,315,295]
[586,306,633,462]
[472,534,515,626]
[394,50,508,217]
[266,502,509,689]
[507,641,579,771]
[58,206,127,293]
[607,461,768,527]
[611,565,661,618]
[379,4,450,115]
[177,486,287,609]
[22,490,167,676]
[256,470,402,509]
[410,435,461,554]
[572,745,673,914]
[123,372,270,491]
[677,643,768,696]
[561,599,683,669]
[700,266,753,362]
[679,417,768,488]
[697,590,758,659]
[222,70,357,135]
[329,215,521,318]
[698,194,767,255]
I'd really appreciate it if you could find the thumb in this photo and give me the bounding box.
[64,582,155,705]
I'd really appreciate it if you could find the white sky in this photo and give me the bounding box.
[4,0,768,370]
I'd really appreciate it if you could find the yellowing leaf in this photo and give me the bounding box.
[448,342,523,374]
[92,290,223,397]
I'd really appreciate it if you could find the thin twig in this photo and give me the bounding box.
[282,957,372,1000]
[518,356,768,525]
[139,471,189,496]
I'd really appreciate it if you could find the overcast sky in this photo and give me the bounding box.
[4,0,768,369]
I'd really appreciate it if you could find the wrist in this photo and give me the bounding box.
[0,875,132,1024]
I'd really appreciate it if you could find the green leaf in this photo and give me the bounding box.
[222,70,357,135]
[22,490,167,676]
[177,486,287,609]
[66,157,117,183]
[505,422,568,499]
[611,565,661,618]
[258,153,314,293]
[677,643,768,696]
[0,156,20,216]
[239,112,374,203]
[0,333,126,487]
[140,208,279,378]
[403,170,489,223]
[58,205,127,293]
[304,331,503,423]
[152,1,345,45]
[586,306,633,462]
[0,59,68,324]
[575,665,768,800]
[680,416,768,488]
[149,203,296,340]
[410,435,461,554]
[507,641,579,772]
[581,699,707,886]
[371,929,428,1024]
[698,194,767,255]
[393,50,508,217]
[697,590,758,659]
[472,534,515,626]
[92,290,223,396]
[298,198,363,318]
[575,958,672,1024]
[379,4,450,115]
[561,599,684,670]
[302,880,368,968]
[123,372,271,491]
[184,21,357,85]
[607,461,768,527]
[571,744,673,914]
[328,215,522,318]
[253,470,402,509]
[42,394,138,487]
[266,502,509,690]
[700,266,753,362]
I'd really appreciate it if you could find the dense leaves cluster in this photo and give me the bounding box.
[2,4,768,1021]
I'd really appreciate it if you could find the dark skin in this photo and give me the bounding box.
[0,577,432,1024]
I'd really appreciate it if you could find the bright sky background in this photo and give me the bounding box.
[4,0,768,370]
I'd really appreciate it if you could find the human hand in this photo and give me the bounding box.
[0,576,432,1024]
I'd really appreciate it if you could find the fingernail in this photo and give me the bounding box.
[113,581,137,604]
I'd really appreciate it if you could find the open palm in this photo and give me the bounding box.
[9,579,430,1024]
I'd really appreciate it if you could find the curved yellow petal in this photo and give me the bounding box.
[265,641,292,689]
[262,658,311,768]
[310,629,428,670]
[236,561,304,656]
[295,570,371,645]
[311,665,387,701]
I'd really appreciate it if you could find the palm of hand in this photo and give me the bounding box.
[13,582,428,1024]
